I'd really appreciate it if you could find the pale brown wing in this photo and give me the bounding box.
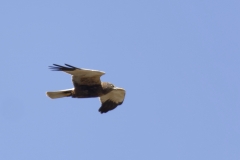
[99,87,126,113]
[49,64,105,86]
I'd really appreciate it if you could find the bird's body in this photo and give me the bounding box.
[73,84,104,98]
[67,82,113,98]
[46,64,126,113]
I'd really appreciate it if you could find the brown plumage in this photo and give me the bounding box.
[46,64,126,114]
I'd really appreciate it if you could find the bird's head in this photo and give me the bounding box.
[102,82,115,94]
[108,83,115,89]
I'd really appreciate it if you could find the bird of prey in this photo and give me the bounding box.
[46,64,126,114]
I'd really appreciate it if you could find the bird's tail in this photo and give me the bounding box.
[46,89,73,99]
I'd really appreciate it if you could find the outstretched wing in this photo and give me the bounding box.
[99,87,126,113]
[49,64,105,86]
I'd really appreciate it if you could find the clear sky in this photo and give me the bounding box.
[0,0,239,160]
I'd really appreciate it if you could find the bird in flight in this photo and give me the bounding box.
[46,64,126,114]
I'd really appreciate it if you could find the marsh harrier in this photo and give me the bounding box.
[46,64,126,113]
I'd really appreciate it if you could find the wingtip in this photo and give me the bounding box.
[64,63,77,68]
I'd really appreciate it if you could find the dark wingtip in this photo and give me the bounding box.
[64,64,78,69]
[98,108,107,114]
[53,64,62,67]
[48,63,77,71]
[98,100,120,114]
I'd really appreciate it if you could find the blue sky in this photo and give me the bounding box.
[0,0,239,159]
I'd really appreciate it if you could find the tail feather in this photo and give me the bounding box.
[46,89,73,99]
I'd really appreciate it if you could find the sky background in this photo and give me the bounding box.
[0,0,239,160]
